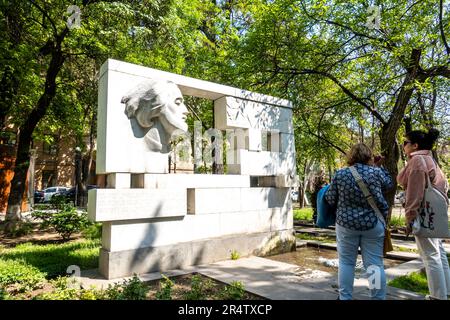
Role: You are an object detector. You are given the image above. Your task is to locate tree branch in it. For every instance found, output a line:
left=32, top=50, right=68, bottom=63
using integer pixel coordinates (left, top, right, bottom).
left=289, top=68, right=387, bottom=125
left=27, top=0, right=58, bottom=37
left=383, top=49, right=422, bottom=144
left=417, top=91, right=430, bottom=127
left=419, top=65, right=450, bottom=80
left=439, top=0, right=450, bottom=56
left=296, top=110, right=347, bottom=155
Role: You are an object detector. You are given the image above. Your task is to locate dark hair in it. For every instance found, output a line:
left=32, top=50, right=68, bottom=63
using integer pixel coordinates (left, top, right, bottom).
left=347, top=143, right=373, bottom=166
left=405, top=129, right=440, bottom=150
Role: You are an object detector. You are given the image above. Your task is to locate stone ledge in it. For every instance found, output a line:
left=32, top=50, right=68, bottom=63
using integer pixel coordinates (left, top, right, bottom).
left=99, top=229, right=296, bottom=279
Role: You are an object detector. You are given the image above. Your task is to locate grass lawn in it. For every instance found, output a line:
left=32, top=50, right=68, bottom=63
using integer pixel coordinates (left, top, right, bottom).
left=0, top=238, right=100, bottom=298
left=389, top=215, right=406, bottom=228
left=293, top=207, right=313, bottom=221
left=388, top=272, right=429, bottom=295
left=388, top=256, right=450, bottom=296
left=0, top=237, right=259, bottom=300
left=0, top=239, right=100, bottom=280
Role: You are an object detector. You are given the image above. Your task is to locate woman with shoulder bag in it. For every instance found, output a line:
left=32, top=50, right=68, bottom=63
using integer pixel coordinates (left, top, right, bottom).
left=397, top=129, right=450, bottom=300
left=325, top=143, right=394, bottom=300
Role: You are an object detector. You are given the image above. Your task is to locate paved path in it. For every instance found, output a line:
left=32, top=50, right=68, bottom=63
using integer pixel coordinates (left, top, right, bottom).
left=79, top=255, right=425, bottom=300
left=296, top=226, right=450, bottom=253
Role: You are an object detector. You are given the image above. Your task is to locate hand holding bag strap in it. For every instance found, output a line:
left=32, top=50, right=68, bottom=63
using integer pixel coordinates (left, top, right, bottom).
left=349, top=166, right=387, bottom=229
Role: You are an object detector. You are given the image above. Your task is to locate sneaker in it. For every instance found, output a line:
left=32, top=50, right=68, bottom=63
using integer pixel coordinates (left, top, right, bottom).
left=425, top=295, right=439, bottom=300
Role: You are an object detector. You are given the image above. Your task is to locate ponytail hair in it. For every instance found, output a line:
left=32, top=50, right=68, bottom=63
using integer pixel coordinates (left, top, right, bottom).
left=405, top=128, right=440, bottom=150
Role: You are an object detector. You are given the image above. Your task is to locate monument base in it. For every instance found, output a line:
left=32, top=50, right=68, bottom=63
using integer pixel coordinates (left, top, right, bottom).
left=99, top=229, right=296, bottom=279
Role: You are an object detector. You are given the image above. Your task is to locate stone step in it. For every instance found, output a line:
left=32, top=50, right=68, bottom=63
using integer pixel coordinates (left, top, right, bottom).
left=297, top=240, right=420, bottom=261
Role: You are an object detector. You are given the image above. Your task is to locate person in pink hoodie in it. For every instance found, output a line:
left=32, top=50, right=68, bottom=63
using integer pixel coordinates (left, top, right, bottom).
left=397, top=128, right=450, bottom=300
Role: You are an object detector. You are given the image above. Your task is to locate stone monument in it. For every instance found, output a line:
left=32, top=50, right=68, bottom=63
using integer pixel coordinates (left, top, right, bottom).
left=88, top=59, right=298, bottom=279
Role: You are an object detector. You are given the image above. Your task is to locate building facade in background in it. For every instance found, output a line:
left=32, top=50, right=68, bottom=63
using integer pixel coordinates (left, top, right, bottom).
left=0, top=128, right=97, bottom=213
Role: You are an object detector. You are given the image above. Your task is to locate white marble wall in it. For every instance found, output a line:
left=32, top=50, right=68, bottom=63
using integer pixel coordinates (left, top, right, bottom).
left=101, top=206, right=293, bottom=252
left=91, top=59, right=298, bottom=277
left=88, top=189, right=187, bottom=222
left=97, top=59, right=293, bottom=174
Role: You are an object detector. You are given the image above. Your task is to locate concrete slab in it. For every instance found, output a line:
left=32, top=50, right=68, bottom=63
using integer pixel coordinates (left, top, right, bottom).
left=352, top=285, right=425, bottom=300
left=195, top=256, right=339, bottom=300
left=385, top=259, right=424, bottom=282
left=79, top=254, right=426, bottom=300
left=386, top=251, right=420, bottom=261
left=296, top=240, right=308, bottom=247
left=296, top=226, right=450, bottom=254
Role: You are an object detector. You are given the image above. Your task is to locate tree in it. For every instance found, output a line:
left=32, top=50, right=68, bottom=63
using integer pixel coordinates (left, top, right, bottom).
left=1, top=0, right=185, bottom=229
left=230, top=0, right=450, bottom=208
left=2, top=0, right=238, bottom=228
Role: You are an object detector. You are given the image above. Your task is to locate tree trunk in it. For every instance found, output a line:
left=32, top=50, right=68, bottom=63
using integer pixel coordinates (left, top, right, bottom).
left=0, top=67, right=19, bottom=130
left=379, top=131, right=399, bottom=209
left=4, top=130, right=31, bottom=224
left=378, top=49, right=422, bottom=220
left=298, top=184, right=304, bottom=208
left=4, top=31, right=66, bottom=231
left=298, top=160, right=308, bottom=208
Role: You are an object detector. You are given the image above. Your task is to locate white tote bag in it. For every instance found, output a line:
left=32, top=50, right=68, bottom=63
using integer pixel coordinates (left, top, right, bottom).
left=412, top=157, right=450, bottom=238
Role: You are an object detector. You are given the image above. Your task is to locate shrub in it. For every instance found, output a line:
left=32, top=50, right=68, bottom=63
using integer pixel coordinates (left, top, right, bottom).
left=155, top=274, right=174, bottom=300
left=34, top=277, right=103, bottom=300
left=0, top=286, right=10, bottom=300
left=184, top=274, right=207, bottom=300
left=79, top=288, right=100, bottom=300
left=0, top=259, right=46, bottom=293
left=102, top=275, right=149, bottom=300
left=103, top=283, right=124, bottom=300
left=230, top=250, right=240, bottom=260
left=33, top=203, right=51, bottom=211
left=31, top=210, right=53, bottom=226
left=34, top=288, right=79, bottom=300
left=51, top=208, right=90, bottom=241
left=49, top=195, right=70, bottom=210
left=82, top=223, right=102, bottom=240
left=120, top=275, right=149, bottom=300
left=219, top=281, right=245, bottom=300
left=33, top=204, right=90, bottom=241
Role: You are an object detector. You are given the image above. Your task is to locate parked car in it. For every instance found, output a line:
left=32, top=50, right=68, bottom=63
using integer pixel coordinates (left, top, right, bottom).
left=34, top=190, right=44, bottom=203
left=55, top=185, right=99, bottom=203
left=42, top=186, right=69, bottom=202
left=291, top=190, right=299, bottom=202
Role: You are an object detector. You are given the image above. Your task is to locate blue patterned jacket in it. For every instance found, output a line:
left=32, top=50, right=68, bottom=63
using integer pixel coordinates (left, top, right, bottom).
left=325, top=163, right=394, bottom=231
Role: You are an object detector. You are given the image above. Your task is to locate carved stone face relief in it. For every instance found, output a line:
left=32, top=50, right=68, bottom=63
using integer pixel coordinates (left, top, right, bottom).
left=121, top=80, right=189, bottom=153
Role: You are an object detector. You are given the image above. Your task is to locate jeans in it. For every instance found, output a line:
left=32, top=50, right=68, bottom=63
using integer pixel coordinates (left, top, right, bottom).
left=415, top=236, right=450, bottom=300
left=336, top=221, right=386, bottom=300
